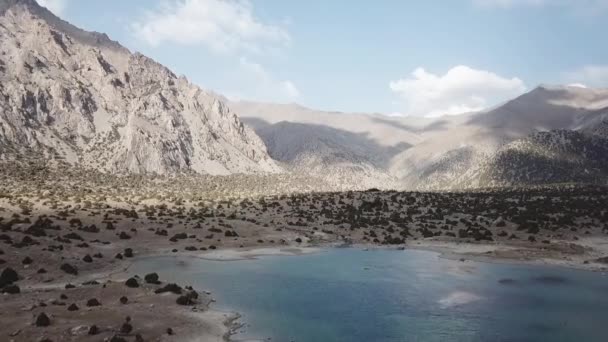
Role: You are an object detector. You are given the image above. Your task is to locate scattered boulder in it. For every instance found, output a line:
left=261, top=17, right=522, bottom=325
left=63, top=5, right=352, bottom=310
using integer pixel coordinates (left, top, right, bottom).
left=82, top=280, right=100, bottom=286
left=86, top=298, right=101, bottom=307
left=120, top=322, right=133, bottom=334
left=125, top=277, right=139, bottom=288
left=119, top=296, right=128, bottom=304
left=88, top=325, right=99, bottom=335
left=1, top=284, right=20, bottom=294
left=80, top=225, right=99, bottom=233
left=171, top=233, right=188, bottom=241
left=176, top=290, right=198, bottom=305
left=22, top=256, right=33, bottom=265
left=35, top=313, right=51, bottom=327
left=64, top=233, right=83, bottom=241
left=155, top=283, right=182, bottom=295
left=0, top=267, right=19, bottom=287
left=595, top=256, right=608, bottom=264
left=124, top=248, right=133, bottom=258
left=144, top=273, right=160, bottom=284
left=60, top=263, right=78, bottom=275
left=67, top=303, right=79, bottom=311
left=82, top=255, right=93, bottom=263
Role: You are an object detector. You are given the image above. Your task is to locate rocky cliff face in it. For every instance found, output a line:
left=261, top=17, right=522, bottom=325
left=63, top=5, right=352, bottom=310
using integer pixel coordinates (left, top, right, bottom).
left=0, top=0, right=280, bottom=175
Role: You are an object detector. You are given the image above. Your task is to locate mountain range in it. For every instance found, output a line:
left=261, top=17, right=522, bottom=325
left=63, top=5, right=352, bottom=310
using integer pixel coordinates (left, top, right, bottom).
left=233, top=85, right=608, bottom=190
left=1, top=0, right=607, bottom=190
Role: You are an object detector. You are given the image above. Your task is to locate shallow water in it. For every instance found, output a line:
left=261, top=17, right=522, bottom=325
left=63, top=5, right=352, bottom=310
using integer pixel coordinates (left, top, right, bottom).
left=130, top=249, right=608, bottom=342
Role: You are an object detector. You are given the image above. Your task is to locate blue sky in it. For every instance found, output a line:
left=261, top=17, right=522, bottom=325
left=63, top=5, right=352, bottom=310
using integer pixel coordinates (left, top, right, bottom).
left=38, top=0, right=608, bottom=116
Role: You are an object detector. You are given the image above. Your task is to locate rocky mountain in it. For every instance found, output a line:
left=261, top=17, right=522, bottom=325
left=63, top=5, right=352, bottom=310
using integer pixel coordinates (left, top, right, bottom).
left=232, top=102, right=432, bottom=189
left=1, top=0, right=606, bottom=189
left=233, top=85, right=608, bottom=190
left=0, top=0, right=279, bottom=175
left=233, top=101, right=481, bottom=190
left=398, top=86, right=608, bottom=190
left=471, top=129, right=608, bottom=187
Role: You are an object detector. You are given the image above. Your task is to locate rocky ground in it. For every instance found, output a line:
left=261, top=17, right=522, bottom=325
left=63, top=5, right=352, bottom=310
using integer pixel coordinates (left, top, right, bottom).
left=1, top=160, right=608, bottom=341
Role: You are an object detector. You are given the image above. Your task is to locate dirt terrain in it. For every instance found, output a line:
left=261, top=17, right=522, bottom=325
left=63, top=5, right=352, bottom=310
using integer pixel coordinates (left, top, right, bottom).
left=1, top=161, right=607, bottom=341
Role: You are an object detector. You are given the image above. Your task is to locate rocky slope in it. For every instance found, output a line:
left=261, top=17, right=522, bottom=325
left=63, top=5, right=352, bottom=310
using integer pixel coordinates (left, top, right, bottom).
left=0, top=0, right=279, bottom=175
left=233, top=102, right=429, bottom=189
left=234, top=85, right=608, bottom=190
left=471, top=129, right=608, bottom=187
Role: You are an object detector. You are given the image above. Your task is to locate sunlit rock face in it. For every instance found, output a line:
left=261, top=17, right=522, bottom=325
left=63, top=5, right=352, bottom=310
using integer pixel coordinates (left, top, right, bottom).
left=0, top=0, right=280, bottom=175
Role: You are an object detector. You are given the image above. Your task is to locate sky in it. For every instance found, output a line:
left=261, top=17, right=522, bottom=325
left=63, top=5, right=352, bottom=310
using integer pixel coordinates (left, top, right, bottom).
left=36, top=0, right=608, bottom=116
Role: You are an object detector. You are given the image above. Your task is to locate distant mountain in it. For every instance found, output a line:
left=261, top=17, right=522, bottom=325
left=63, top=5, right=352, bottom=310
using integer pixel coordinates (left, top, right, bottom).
left=233, top=85, right=608, bottom=190
left=471, top=129, right=608, bottom=188
left=0, top=0, right=279, bottom=175
left=399, top=85, right=608, bottom=189
left=231, top=101, right=431, bottom=188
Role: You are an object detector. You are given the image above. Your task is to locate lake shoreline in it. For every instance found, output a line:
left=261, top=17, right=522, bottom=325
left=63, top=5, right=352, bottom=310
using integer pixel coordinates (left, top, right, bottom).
left=126, top=241, right=608, bottom=342
left=4, top=237, right=606, bottom=341
left=116, top=239, right=608, bottom=341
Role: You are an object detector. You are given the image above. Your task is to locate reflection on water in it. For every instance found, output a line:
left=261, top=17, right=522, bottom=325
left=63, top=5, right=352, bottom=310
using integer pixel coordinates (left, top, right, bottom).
left=438, top=291, right=483, bottom=308
left=130, top=249, right=608, bottom=342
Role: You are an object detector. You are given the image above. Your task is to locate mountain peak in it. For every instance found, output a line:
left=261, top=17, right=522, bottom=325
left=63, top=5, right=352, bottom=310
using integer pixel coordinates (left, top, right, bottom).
left=0, top=0, right=128, bottom=53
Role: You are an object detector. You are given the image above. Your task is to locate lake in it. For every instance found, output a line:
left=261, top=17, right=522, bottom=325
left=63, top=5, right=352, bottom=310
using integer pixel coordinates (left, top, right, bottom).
left=130, top=248, right=608, bottom=342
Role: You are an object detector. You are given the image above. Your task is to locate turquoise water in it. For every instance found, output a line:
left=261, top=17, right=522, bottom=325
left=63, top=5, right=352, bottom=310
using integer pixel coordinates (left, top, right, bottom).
left=130, top=249, right=608, bottom=342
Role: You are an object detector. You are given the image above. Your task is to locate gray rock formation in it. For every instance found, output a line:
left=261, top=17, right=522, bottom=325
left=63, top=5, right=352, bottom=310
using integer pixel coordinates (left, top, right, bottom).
left=0, top=0, right=280, bottom=175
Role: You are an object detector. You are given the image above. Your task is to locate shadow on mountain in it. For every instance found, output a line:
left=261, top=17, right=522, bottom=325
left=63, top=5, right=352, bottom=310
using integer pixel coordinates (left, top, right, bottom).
left=369, top=116, right=450, bottom=133
left=465, top=86, right=606, bottom=131
left=241, top=117, right=273, bottom=130
left=242, top=118, right=412, bottom=169
left=477, top=131, right=608, bottom=187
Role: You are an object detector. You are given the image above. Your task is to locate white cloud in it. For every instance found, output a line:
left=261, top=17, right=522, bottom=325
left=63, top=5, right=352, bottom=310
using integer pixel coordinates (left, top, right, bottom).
left=389, top=65, right=526, bottom=117
left=36, top=0, right=68, bottom=15
left=563, top=65, right=608, bottom=88
left=281, top=80, right=300, bottom=99
left=567, top=83, right=588, bottom=88
left=225, top=57, right=300, bottom=102
left=131, top=0, right=289, bottom=54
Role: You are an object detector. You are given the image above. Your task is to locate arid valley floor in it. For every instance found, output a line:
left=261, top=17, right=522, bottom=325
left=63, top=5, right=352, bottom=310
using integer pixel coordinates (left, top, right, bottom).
left=1, top=161, right=608, bottom=341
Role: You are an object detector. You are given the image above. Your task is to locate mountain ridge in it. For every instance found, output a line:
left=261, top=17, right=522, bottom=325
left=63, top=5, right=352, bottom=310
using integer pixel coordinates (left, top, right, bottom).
left=0, top=0, right=280, bottom=175
left=233, top=85, right=608, bottom=190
